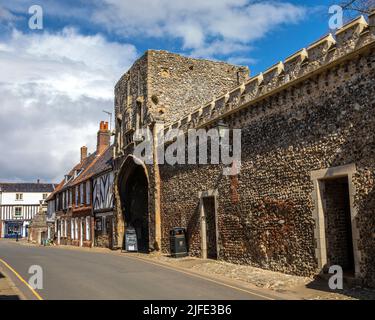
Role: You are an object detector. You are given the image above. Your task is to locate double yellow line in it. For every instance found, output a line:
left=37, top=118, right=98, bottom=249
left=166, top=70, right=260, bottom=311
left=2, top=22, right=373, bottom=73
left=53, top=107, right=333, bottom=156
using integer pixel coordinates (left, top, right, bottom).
left=0, top=258, right=43, bottom=300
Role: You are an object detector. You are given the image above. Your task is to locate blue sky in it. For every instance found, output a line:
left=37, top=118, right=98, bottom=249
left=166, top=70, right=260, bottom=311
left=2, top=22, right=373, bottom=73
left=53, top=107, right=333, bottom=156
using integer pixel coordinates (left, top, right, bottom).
left=0, top=0, right=354, bottom=181
left=1, top=0, right=334, bottom=73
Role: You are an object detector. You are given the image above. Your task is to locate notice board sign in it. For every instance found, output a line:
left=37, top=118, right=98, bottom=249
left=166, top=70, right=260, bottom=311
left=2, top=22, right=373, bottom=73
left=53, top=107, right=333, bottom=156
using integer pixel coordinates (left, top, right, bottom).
left=125, top=227, right=138, bottom=252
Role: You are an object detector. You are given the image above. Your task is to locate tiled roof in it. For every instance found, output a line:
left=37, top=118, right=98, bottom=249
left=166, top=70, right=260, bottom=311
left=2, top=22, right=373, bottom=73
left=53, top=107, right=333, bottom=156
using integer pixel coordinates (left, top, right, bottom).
left=45, top=181, right=64, bottom=201
left=46, top=146, right=113, bottom=201
left=64, top=152, right=98, bottom=188
left=73, top=146, right=113, bottom=185
left=45, top=152, right=97, bottom=201
left=0, top=183, right=57, bottom=193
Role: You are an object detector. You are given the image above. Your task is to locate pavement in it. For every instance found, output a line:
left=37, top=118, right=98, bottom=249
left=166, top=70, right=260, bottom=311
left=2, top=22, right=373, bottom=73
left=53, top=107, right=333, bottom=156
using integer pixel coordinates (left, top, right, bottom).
left=0, top=239, right=286, bottom=300
left=0, top=264, right=24, bottom=300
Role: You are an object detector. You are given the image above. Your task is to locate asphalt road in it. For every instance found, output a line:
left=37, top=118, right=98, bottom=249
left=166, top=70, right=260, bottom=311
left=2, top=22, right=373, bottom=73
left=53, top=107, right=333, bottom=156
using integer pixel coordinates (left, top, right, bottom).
left=0, top=240, right=276, bottom=300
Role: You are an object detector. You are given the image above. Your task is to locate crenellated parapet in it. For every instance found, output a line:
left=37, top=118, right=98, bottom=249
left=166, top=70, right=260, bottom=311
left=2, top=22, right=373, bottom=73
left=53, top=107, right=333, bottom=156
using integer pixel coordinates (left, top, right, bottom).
left=165, top=14, right=375, bottom=134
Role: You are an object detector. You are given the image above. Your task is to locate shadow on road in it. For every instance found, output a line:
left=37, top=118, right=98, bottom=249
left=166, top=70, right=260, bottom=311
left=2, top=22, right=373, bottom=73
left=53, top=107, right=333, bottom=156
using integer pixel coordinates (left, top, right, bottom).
left=0, top=295, right=21, bottom=300
left=305, top=276, right=375, bottom=300
left=0, top=271, right=21, bottom=300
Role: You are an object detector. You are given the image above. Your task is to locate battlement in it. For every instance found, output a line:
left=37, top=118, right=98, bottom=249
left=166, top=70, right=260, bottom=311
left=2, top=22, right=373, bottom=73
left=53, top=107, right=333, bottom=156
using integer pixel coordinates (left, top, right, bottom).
left=165, top=14, right=375, bottom=134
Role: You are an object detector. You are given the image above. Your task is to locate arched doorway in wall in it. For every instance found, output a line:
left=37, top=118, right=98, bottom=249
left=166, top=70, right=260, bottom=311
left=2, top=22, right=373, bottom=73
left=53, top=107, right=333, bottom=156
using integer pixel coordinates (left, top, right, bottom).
left=118, top=157, right=150, bottom=252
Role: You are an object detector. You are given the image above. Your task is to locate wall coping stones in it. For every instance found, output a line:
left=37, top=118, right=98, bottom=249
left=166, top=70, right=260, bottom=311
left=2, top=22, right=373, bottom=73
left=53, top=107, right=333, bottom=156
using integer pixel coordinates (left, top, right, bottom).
left=335, top=15, right=368, bottom=36
left=164, top=13, right=375, bottom=134
left=284, top=48, right=308, bottom=64
left=262, top=61, right=284, bottom=77
left=306, top=33, right=336, bottom=52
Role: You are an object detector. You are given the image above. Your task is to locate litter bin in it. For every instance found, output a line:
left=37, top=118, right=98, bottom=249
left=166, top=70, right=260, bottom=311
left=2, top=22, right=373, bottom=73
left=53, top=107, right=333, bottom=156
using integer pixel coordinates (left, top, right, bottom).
left=125, top=227, right=138, bottom=252
left=170, top=228, right=188, bottom=258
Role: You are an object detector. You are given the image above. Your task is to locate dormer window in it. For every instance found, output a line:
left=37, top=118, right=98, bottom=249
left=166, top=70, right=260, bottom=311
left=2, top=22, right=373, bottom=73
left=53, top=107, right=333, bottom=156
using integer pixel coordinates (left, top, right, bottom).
left=74, top=169, right=83, bottom=178
left=64, top=175, right=72, bottom=184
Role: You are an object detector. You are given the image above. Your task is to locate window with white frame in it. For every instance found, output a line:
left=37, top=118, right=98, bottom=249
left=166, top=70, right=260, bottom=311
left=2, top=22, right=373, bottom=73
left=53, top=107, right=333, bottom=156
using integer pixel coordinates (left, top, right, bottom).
left=86, top=181, right=90, bottom=205
left=86, top=216, right=90, bottom=241
left=71, top=219, right=74, bottom=240
left=75, top=186, right=79, bottom=207
left=62, top=192, right=66, bottom=209
left=14, top=207, right=22, bottom=218
left=69, top=189, right=73, bottom=207
left=80, top=184, right=84, bottom=205
left=75, top=219, right=78, bottom=239
left=15, top=193, right=23, bottom=201
left=64, top=219, right=67, bottom=237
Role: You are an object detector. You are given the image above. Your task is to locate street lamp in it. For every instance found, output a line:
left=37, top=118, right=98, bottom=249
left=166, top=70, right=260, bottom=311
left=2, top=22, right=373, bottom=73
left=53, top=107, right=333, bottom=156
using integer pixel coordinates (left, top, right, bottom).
left=217, top=120, right=229, bottom=139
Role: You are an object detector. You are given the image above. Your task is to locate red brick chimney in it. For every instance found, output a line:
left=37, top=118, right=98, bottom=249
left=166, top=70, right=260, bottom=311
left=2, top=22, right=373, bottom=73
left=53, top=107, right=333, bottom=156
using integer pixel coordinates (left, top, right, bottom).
left=97, top=121, right=110, bottom=154
left=81, top=146, right=88, bottom=163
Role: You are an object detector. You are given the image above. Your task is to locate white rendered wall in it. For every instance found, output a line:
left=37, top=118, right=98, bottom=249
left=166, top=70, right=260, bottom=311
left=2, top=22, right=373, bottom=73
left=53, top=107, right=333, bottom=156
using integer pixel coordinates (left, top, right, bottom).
left=0, top=192, right=50, bottom=205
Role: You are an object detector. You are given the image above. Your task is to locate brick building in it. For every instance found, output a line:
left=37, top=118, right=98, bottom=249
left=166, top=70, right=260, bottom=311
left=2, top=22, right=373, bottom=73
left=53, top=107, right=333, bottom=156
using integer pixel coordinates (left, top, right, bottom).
left=112, top=12, right=375, bottom=287
left=46, top=121, right=114, bottom=248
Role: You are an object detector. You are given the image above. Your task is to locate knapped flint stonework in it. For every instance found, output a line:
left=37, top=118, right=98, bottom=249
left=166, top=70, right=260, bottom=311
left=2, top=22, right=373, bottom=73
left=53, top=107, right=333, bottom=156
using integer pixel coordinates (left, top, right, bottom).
left=147, top=51, right=249, bottom=124
left=113, top=50, right=249, bottom=250
left=114, top=50, right=249, bottom=139
left=160, top=57, right=374, bottom=275
left=114, top=14, right=375, bottom=287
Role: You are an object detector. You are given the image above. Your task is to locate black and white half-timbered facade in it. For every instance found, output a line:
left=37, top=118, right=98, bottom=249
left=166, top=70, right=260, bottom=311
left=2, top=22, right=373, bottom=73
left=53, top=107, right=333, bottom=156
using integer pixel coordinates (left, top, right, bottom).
left=0, top=183, right=56, bottom=238
left=46, top=122, right=114, bottom=248
left=92, top=146, right=114, bottom=248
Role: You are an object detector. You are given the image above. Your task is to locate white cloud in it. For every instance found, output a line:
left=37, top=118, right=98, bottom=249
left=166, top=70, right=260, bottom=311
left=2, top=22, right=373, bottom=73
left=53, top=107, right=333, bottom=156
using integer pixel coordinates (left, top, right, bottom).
left=0, top=28, right=137, bottom=182
left=1, top=28, right=137, bottom=100
left=93, top=0, right=307, bottom=57
left=2, top=1, right=307, bottom=60
left=0, top=0, right=309, bottom=182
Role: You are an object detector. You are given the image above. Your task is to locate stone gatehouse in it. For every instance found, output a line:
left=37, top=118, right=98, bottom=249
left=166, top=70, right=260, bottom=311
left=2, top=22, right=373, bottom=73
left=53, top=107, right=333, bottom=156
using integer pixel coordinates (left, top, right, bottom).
left=113, top=13, right=375, bottom=287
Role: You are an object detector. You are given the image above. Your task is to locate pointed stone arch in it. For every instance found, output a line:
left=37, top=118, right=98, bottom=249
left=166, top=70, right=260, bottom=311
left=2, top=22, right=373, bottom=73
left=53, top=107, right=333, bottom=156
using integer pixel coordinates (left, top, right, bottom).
left=115, top=155, right=151, bottom=252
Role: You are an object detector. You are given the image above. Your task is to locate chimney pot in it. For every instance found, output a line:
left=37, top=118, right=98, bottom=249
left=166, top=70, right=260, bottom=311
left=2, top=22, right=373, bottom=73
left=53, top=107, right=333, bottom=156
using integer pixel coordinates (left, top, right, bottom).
left=81, top=146, right=88, bottom=162
left=97, top=121, right=110, bottom=154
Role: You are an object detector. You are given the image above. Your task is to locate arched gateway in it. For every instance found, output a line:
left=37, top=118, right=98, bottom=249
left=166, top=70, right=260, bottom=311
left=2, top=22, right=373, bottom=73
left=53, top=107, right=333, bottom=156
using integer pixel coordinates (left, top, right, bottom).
left=117, top=156, right=150, bottom=252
